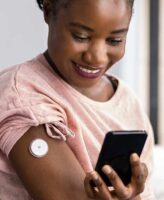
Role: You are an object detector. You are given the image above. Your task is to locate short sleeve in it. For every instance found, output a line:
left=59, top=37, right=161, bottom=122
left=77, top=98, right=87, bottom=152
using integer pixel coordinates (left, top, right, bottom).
left=0, top=87, right=76, bottom=158
left=0, top=106, right=38, bottom=156
left=0, top=64, right=76, bottom=157
left=0, top=103, right=75, bottom=157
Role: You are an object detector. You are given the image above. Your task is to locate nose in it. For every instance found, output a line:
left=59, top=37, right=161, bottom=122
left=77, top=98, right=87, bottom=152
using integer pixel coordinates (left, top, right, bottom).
left=82, top=42, right=108, bottom=66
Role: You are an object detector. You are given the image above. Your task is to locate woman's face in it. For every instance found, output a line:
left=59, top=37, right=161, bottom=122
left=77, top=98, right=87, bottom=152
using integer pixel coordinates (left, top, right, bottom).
left=46, top=0, right=131, bottom=88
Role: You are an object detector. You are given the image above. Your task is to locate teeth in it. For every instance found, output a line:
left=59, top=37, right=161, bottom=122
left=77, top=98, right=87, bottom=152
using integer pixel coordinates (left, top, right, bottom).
left=79, top=66, right=100, bottom=74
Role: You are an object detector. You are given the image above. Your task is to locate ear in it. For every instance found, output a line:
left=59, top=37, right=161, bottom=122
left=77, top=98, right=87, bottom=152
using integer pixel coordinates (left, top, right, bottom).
left=43, top=0, right=52, bottom=23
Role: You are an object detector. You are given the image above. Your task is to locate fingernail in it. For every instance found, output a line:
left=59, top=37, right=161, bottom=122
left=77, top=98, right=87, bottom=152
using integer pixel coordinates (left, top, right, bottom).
left=89, top=171, right=102, bottom=186
left=89, top=171, right=99, bottom=180
left=102, top=165, right=112, bottom=174
left=132, top=153, right=139, bottom=161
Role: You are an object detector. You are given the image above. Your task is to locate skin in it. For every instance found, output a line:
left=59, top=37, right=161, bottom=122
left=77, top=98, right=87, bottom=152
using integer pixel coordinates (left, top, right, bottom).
left=45, top=0, right=130, bottom=101
left=9, top=0, right=148, bottom=199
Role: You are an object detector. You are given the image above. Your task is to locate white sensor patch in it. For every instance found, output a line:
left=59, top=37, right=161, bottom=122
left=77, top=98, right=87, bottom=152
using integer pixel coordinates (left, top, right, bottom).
left=29, top=138, right=49, bottom=158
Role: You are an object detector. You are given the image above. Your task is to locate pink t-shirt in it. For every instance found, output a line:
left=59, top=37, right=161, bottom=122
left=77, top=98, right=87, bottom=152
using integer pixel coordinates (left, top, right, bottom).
left=0, top=54, right=156, bottom=199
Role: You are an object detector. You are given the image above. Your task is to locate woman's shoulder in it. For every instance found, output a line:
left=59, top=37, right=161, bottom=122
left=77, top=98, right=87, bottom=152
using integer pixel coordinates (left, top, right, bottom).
left=0, top=54, right=54, bottom=93
left=0, top=54, right=43, bottom=84
left=107, top=75, right=140, bottom=102
left=0, top=53, right=52, bottom=79
left=0, top=54, right=57, bottom=107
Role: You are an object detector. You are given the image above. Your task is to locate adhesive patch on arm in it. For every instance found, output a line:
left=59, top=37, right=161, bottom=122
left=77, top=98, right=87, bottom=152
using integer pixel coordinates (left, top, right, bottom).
left=29, top=138, right=49, bottom=158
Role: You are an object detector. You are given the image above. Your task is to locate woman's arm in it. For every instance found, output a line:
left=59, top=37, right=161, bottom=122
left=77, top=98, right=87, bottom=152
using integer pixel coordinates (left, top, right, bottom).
left=9, top=125, right=148, bottom=200
left=9, top=125, right=92, bottom=200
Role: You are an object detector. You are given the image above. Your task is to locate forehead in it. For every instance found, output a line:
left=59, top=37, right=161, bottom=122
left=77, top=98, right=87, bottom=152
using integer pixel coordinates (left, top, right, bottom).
left=58, top=0, right=131, bottom=32
left=67, top=0, right=128, bottom=13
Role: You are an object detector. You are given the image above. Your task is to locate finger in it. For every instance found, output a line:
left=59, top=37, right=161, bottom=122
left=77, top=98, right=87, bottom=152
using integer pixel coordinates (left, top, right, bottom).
left=84, top=171, right=112, bottom=200
left=84, top=171, right=99, bottom=199
left=130, top=153, right=148, bottom=194
left=102, top=165, right=132, bottom=200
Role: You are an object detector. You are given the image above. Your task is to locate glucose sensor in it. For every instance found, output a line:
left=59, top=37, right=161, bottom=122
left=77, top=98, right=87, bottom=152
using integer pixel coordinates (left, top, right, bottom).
left=29, top=138, right=49, bottom=158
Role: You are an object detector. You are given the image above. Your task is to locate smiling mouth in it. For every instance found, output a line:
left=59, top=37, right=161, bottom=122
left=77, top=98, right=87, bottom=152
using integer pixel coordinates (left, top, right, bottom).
left=78, top=66, right=100, bottom=74
left=72, top=61, right=103, bottom=78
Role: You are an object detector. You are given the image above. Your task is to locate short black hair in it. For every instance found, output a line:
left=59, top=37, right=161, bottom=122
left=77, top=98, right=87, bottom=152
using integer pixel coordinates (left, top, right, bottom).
left=36, top=0, right=70, bottom=16
left=36, top=0, right=135, bottom=13
left=36, top=0, right=44, bottom=10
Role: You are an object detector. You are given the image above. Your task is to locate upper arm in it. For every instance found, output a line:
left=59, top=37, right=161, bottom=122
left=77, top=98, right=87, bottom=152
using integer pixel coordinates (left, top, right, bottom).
left=9, top=125, right=90, bottom=200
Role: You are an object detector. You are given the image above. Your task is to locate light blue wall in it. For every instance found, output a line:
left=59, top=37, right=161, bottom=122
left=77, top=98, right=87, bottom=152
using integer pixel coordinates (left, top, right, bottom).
left=109, top=0, right=140, bottom=95
left=0, top=0, right=47, bottom=69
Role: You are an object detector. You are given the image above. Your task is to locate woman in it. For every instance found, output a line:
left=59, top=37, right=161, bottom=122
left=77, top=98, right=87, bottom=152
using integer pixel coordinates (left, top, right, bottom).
left=0, top=0, right=155, bottom=199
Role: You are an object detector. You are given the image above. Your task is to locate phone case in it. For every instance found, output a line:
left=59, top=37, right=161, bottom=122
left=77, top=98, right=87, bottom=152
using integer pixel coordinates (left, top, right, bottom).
left=95, top=130, right=147, bottom=186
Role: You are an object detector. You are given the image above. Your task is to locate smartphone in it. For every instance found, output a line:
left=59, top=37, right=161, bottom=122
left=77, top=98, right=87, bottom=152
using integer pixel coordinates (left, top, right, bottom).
left=94, top=130, right=147, bottom=187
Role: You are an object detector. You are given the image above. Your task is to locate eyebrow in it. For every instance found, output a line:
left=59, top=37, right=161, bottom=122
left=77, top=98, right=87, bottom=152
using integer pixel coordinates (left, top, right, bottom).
left=69, top=22, right=128, bottom=34
left=111, top=28, right=128, bottom=34
left=69, top=22, right=94, bottom=32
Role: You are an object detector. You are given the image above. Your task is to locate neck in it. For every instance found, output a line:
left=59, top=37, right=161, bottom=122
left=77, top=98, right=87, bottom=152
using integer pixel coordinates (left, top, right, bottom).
left=44, top=50, right=66, bottom=81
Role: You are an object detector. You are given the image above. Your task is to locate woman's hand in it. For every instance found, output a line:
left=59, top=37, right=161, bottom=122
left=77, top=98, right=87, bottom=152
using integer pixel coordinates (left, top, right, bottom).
left=84, top=153, right=148, bottom=200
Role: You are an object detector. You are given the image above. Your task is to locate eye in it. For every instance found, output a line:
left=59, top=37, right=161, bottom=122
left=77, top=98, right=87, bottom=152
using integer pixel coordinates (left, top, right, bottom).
left=106, top=38, right=123, bottom=46
left=71, top=33, right=90, bottom=42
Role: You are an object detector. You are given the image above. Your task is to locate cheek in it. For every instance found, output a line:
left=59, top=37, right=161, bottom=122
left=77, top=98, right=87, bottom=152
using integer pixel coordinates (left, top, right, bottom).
left=118, top=46, right=126, bottom=59
left=61, top=33, right=88, bottom=54
left=50, top=33, right=85, bottom=56
left=111, top=45, right=126, bottom=62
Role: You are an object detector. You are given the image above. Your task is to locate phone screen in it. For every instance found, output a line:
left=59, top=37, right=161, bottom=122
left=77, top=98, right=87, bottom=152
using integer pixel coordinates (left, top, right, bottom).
left=94, top=130, right=147, bottom=186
